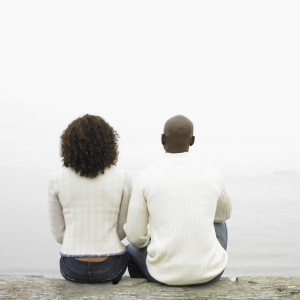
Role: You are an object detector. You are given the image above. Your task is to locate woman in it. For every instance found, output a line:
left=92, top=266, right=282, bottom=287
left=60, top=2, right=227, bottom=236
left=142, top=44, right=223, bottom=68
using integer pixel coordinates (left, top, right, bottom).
left=48, top=114, right=131, bottom=284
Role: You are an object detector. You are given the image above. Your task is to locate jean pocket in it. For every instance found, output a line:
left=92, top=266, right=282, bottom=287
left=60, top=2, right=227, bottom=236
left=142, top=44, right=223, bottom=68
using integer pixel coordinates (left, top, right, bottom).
left=60, top=257, right=91, bottom=282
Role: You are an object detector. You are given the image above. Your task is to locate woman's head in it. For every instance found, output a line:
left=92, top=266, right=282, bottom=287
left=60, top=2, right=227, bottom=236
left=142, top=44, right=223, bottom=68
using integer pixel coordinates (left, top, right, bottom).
left=60, top=114, right=119, bottom=178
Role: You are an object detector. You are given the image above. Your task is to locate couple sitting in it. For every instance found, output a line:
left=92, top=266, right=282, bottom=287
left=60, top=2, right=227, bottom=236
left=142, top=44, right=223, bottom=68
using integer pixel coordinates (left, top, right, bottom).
left=48, top=114, right=231, bottom=286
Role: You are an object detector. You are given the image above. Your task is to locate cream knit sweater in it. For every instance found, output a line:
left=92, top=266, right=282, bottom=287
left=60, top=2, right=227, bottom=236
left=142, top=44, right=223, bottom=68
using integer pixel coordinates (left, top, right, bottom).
left=124, top=152, right=231, bottom=285
left=48, top=166, right=131, bottom=256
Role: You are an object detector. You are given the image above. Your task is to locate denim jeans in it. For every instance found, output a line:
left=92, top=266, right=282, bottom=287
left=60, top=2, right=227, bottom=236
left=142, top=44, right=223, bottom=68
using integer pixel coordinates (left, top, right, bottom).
left=128, top=222, right=228, bottom=285
left=60, top=254, right=128, bottom=284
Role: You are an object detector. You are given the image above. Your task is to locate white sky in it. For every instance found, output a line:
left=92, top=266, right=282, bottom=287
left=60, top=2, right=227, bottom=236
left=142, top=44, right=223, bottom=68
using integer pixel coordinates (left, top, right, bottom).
left=0, top=1, right=299, bottom=175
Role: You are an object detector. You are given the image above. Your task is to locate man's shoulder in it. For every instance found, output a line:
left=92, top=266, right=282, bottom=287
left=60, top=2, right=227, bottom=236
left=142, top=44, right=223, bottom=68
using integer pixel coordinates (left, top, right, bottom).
left=139, top=154, right=220, bottom=175
left=168, top=153, right=220, bottom=174
left=133, top=159, right=166, bottom=184
left=135, top=153, right=224, bottom=182
left=197, top=160, right=222, bottom=174
left=138, top=163, right=160, bottom=179
left=194, top=159, right=224, bottom=181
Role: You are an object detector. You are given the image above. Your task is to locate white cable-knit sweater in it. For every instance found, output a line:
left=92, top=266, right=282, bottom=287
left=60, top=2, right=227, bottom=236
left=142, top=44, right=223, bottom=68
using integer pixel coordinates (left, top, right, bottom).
left=124, top=152, right=232, bottom=285
left=48, top=166, right=132, bottom=256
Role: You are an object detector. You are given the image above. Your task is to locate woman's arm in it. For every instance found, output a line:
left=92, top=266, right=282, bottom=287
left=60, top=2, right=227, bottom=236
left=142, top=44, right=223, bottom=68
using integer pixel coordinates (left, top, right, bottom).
left=116, top=171, right=132, bottom=240
left=48, top=173, right=65, bottom=244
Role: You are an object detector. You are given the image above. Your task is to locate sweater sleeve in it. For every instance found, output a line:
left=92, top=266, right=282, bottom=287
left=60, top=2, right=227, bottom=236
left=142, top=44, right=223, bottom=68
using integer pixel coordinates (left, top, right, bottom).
left=214, top=184, right=232, bottom=223
left=48, top=173, right=65, bottom=244
left=124, top=175, right=149, bottom=248
left=116, top=171, right=132, bottom=241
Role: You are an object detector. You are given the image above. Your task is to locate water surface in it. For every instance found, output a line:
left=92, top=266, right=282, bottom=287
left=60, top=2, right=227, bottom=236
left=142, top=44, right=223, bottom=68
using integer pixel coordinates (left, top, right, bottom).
left=0, top=168, right=299, bottom=278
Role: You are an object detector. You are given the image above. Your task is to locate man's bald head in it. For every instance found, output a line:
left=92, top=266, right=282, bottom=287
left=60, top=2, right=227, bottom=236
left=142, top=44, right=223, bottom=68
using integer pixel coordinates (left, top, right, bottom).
left=162, top=115, right=195, bottom=153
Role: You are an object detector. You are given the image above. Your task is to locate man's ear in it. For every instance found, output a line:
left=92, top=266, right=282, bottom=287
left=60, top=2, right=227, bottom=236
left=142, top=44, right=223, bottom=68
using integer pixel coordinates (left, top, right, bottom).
left=161, top=134, right=166, bottom=145
left=190, top=136, right=195, bottom=146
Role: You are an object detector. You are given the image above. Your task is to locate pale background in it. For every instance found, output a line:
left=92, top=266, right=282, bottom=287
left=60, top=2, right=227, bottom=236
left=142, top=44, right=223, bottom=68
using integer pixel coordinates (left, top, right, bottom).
left=0, top=1, right=299, bottom=277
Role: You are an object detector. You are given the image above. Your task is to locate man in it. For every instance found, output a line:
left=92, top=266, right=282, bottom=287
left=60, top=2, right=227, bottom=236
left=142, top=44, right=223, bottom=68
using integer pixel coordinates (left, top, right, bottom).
left=124, top=115, right=231, bottom=285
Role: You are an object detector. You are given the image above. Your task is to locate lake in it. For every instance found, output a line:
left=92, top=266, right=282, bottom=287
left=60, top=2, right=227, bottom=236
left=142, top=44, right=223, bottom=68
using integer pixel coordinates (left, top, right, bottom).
left=0, top=167, right=299, bottom=278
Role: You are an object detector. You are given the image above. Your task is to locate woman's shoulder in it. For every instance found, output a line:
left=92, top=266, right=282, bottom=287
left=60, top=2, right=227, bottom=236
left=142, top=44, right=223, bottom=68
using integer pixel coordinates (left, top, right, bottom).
left=105, top=165, right=132, bottom=184
left=48, top=166, right=73, bottom=181
left=50, top=165, right=131, bottom=182
left=105, top=165, right=131, bottom=177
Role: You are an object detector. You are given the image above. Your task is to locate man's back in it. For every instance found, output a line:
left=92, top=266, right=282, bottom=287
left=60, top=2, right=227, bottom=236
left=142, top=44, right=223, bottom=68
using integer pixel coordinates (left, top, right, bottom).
left=125, top=152, right=231, bottom=285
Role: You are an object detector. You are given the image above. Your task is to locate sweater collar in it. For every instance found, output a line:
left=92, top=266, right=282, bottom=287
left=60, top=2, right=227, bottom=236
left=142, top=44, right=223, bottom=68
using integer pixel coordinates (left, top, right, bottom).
left=164, top=152, right=189, bottom=157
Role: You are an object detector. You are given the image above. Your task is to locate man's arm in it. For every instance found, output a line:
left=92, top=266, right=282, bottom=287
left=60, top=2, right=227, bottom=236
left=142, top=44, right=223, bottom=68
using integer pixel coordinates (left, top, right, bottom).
left=48, top=173, right=65, bottom=244
left=116, top=171, right=132, bottom=241
left=214, top=184, right=232, bottom=223
left=124, top=175, right=149, bottom=248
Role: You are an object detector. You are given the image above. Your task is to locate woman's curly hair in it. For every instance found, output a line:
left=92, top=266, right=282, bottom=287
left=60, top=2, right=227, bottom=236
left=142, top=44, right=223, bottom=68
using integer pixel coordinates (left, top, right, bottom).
left=60, top=114, right=119, bottom=178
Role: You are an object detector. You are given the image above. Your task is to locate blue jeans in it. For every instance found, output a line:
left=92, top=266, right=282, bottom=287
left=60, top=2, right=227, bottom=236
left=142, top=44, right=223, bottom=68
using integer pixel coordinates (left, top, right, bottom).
left=60, top=254, right=128, bottom=284
left=127, top=222, right=228, bottom=285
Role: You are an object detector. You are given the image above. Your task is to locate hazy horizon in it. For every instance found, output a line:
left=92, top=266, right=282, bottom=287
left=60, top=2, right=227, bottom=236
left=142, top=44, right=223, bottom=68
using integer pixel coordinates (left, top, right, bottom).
left=1, top=1, right=299, bottom=176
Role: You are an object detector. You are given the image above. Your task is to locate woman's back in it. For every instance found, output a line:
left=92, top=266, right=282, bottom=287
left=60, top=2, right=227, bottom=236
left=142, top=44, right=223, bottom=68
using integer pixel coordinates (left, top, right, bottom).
left=49, top=165, right=130, bottom=257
